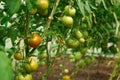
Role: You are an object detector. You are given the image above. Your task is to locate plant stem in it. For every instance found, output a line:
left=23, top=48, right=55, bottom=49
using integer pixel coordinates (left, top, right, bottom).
left=113, top=12, right=119, bottom=36
left=109, top=63, right=118, bottom=80
left=42, top=0, right=60, bottom=38
left=24, top=5, right=30, bottom=56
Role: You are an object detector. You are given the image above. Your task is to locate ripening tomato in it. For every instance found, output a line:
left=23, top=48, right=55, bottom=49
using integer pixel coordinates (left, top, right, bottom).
left=61, top=15, right=73, bottom=27
left=24, top=57, right=38, bottom=73
left=14, top=52, right=23, bottom=60
left=62, top=75, right=71, bottom=80
left=27, top=33, right=42, bottom=48
left=64, top=5, right=76, bottom=16
left=38, top=9, right=48, bottom=16
left=15, top=73, right=32, bottom=80
left=31, top=8, right=37, bottom=15
left=37, top=0, right=49, bottom=9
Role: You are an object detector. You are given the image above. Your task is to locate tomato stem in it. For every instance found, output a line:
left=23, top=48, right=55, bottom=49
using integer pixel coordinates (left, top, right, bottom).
left=42, top=0, right=61, bottom=38
left=24, top=3, right=30, bottom=56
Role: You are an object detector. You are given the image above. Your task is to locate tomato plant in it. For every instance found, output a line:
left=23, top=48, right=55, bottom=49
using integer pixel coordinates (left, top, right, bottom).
left=0, top=0, right=120, bottom=80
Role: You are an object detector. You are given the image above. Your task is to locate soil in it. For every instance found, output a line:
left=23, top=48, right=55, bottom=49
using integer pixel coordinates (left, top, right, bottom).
left=32, top=56, right=118, bottom=80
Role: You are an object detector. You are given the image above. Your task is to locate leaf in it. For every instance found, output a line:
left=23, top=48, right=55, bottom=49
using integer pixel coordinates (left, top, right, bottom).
left=101, top=0, right=108, bottom=10
left=84, top=1, right=93, bottom=14
left=7, top=27, right=19, bottom=43
left=6, top=0, right=22, bottom=14
left=0, top=51, right=13, bottom=80
left=95, top=0, right=102, bottom=6
left=77, top=0, right=85, bottom=16
left=26, top=0, right=33, bottom=11
left=1, top=16, right=10, bottom=25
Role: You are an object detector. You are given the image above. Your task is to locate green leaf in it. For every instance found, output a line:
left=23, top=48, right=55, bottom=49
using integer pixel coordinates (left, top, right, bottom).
left=101, top=0, right=108, bottom=10
left=77, top=0, right=85, bottom=16
left=0, top=51, right=13, bottom=80
left=7, top=27, right=19, bottom=43
left=95, top=0, right=102, bottom=6
left=6, top=0, right=22, bottom=14
left=84, top=1, right=92, bottom=14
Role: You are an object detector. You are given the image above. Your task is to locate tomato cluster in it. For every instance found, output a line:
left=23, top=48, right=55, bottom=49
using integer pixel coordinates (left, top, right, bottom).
left=31, top=0, right=49, bottom=16
left=61, top=5, right=76, bottom=27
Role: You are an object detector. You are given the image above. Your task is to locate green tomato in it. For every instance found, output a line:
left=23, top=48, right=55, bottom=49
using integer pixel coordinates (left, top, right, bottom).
left=64, top=5, right=76, bottom=16
left=24, top=57, right=38, bottom=73
left=61, top=15, right=73, bottom=27
left=78, top=60, right=86, bottom=68
left=66, top=38, right=80, bottom=48
left=84, top=57, right=91, bottom=65
left=73, top=29, right=83, bottom=40
left=15, top=73, right=32, bottom=80
left=39, top=61, right=46, bottom=66
left=79, top=38, right=85, bottom=43
left=81, top=23, right=87, bottom=29
left=69, top=54, right=74, bottom=59
left=74, top=52, right=82, bottom=60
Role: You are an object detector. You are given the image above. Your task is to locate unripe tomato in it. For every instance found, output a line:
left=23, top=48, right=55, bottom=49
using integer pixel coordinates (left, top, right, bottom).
left=79, top=38, right=85, bottom=43
left=39, top=61, right=46, bottom=66
left=74, top=52, right=82, bottom=61
left=78, top=59, right=86, bottom=68
left=37, top=0, right=49, bottom=9
left=73, top=29, right=83, bottom=40
left=63, top=69, right=69, bottom=74
left=62, top=75, right=71, bottom=80
left=24, top=57, right=38, bottom=73
left=84, top=57, right=91, bottom=65
left=15, top=73, right=32, bottom=80
left=66, top=38, right=80, bottom=48
left=38, top=9, right=48, bottom=16
left=81, top=23, right=87, bottom=29
left=61, top=15, right=73, bottom=27
left=69, top=54, right=74, bottom=59
left=27, top=33, right=42, bottom=48
left=64, top=5, right=76, bottom=16
left=83, top=31, right=88, bottom=38
left=14, top=52, right=23, bottom=60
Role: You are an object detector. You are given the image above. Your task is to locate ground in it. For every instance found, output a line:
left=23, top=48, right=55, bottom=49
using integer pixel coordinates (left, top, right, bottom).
left=32, top=56, right=118, bottom=80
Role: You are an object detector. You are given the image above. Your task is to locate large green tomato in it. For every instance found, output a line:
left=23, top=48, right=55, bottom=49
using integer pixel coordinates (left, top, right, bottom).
left=64, top=5, right=76, bottom=16
left=61, top=15, right=73, bottom=27
left=15, top=73, right=32, bottom=80
left=66, top=38, right=80, bottom=48
left=73, top=29, right=83, bottom=40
